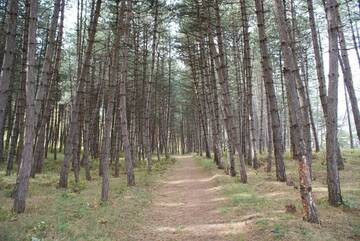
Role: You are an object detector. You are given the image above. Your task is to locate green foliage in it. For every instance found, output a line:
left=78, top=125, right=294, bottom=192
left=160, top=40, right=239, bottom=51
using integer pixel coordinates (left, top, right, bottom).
left=195, top=156, right=214, bottom=170
left=0, top=207, right=9, bottom=222
left=272, top=223, right=286, bottom=240
left=343, top=198, right=358, bottom=209
left=194, top=149, right=360, bottom=240
left=28, top=221, right=48, bottom=241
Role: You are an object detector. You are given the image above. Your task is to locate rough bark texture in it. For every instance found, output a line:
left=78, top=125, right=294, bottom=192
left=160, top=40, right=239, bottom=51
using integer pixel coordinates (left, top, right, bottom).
left=272, top=0, right=320, bottom=224
left=13, top=0, right=37, bottom=213
left=59, top=0, right=102, bottom=188
left=207, top=0, right=247, bottom=181
left=119, top=1, right=135, bottom=186
left=336, top=7, right=360, bottom=143
left=0, top=0, right=18, bottom=161
left=325, top=0, right=342, bottom=207
left=143, top=0, right=159, bottom=172
left=254, top=0, right=286, bottom=181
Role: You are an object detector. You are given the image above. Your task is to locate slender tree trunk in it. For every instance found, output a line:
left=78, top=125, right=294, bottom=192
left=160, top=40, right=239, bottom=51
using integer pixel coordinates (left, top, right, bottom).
left=240, top=0, right=258, bottom=169
left=119, top=1, right=135, bottom=186
left=13, top=0, right=37, bottom=213
left=254, top=0, right=286, bottom=181
left=345, top=86, right=354, bottom=149
left=345, top=0, right=360, bottom=67
left=144, top=0, right=159, bottom=172
left=206, top=0, right=247, bottom=182
left=336, top=8, right=360, bottom=143
left=325, top=0, right=342, bottom=207
left=59, top=0, right=102, bottom=188
left=303, top=54, right=320, bottom=152
left=266, top=96, right=273, bottom=172
left=272, top=0, right=320, bottom=223
left=0, top=0, right=18, bottom=161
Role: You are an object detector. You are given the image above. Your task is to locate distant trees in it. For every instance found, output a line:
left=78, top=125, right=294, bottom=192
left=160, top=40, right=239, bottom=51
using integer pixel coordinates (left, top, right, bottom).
left=177, top=0, right=358, bottom=224
left=0, top=0, right=358, bottom=222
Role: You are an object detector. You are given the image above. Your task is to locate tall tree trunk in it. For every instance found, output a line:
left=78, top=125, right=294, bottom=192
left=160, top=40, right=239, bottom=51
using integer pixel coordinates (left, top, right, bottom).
left=119, top=0, right=135, bottom=186
left=240, top=0, right=258, bottom=169
left=336, top=7, right=360, bottom=143
left=59, top=0, right=102, bottom=188
left=254, top=0, right=286, bottom=181
left=13, top=0, right=37, bottom=213
left=303, top=54, right=320, bottom=152
left=144, top=0, right=159, bottom=172
left=345, top=0, right=360, bottom=67
left=345, top=86, right=354, bottom=149
left=0, top=0, right=18, bottom=161
left=206, top=0, right=247, bottom=182
left=325, top=0, right=342, bottom=207
left=272, top=0, right=320, bottom=223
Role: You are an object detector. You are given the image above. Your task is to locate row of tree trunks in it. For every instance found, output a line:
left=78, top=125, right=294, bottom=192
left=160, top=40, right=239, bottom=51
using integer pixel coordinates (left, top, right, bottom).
left=272, top=0, right=320, bottom=223
left=0, top=0, right=18, bottom=161
left=254, top=0, right=286, bottom=182
left=59, top=0, right=102, bottom=188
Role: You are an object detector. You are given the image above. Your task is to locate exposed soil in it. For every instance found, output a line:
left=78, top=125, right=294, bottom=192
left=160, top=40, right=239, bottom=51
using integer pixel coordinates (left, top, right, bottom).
left=133, top=156, right=249, bottom=241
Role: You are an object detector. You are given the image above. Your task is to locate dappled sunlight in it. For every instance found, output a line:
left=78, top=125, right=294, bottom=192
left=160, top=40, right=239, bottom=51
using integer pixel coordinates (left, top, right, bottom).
left=260, top=191, right=287, bottom=198
left=163, top=174, right=223, bottom=185
left=156, top=220, right=252, bottom=236
left=154, top=201, right=185, bottom=207
left=172, top=155, right=193, bottom=159
left=210, top=197, right=228, bottom=202
left=313, top=187, right=328, bottom=192
left=232, top=193, right=253, bottom=198
left=204, top=186, right=224, bottom=193
left=264, top=181, right=289, bottom=186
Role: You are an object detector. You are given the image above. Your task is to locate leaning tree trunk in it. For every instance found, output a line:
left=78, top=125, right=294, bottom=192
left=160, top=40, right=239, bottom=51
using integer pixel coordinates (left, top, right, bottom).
left=272, top=0, right=320, bottom=224
left=59, top=0, right=102, bottom=188
left=309, top=0, right=343, bottom=168
left=254, top=0, right=286, bottom=181
left=13, top=0, right=37, bottom=213
left=336, top=7, right=360, bottom=143
left=206, top=0, right=247, bottom=182
left=31, top=0, right=62, bottom=177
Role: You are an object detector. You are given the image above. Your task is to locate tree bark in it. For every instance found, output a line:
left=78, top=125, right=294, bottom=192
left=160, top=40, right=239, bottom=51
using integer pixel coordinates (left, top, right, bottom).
left=254, top=0, right=286, bottom=181
left=0, top=0, right=18, bottom=161
left=272, top=0, right=320, bottom=223
left=59, top=0, right=102, bottom=188
left=325, top=0, right=342, bottom=207
left=13, top=0, right=37, bottom=213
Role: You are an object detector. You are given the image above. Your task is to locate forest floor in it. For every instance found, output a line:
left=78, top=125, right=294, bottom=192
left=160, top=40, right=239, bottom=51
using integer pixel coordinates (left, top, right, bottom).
left=133, top=155, right=249, bottom=241
left=191, top=150, right=360, bottom=241
left=0, top=150, right=359, bottom=241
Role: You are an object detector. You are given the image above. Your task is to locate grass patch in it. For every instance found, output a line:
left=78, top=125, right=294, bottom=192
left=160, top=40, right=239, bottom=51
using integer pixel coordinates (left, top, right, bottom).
left=194, top=149, right=360, bottom=241
left=194, top=156, right=214, bottom=170
left=0, top=152, right=176, bottom=241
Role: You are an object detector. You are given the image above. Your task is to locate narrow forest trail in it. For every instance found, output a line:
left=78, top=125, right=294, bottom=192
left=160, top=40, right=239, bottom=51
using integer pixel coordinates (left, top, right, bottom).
left=133, top=156, right=249, bottom=241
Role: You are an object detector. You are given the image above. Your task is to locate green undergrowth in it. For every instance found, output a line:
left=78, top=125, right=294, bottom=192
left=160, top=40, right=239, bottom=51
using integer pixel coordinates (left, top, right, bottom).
left=194, top=149, right=360, bottom=241
left=0, top=152, right=176, bottom=241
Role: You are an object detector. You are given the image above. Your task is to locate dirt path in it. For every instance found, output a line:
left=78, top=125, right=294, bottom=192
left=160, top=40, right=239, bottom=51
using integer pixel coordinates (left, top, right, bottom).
left=134, top=156, right=247, bottom=241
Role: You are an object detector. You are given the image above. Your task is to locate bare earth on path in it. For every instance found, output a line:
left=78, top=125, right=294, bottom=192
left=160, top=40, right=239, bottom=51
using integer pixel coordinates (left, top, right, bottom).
left=133, top=155, right=250, bottom=241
